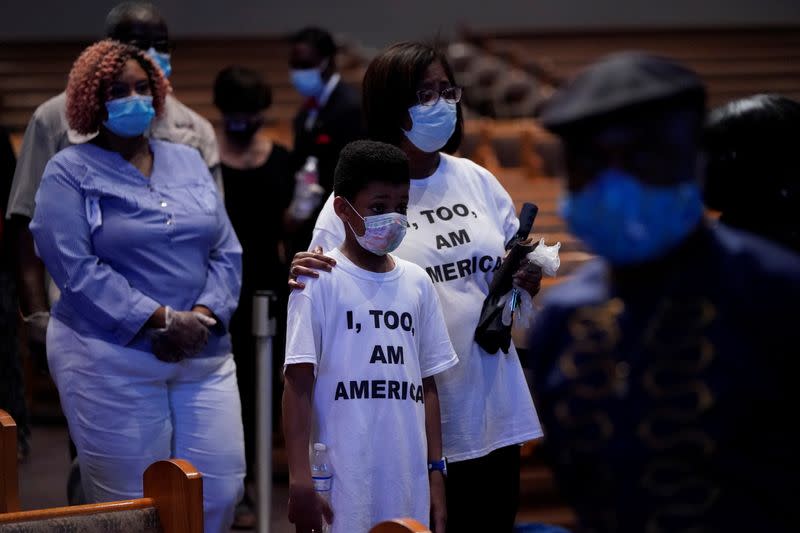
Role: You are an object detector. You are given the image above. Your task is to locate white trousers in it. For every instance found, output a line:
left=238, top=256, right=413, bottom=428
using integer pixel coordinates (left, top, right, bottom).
left=47, top=318, right=245, bottom=533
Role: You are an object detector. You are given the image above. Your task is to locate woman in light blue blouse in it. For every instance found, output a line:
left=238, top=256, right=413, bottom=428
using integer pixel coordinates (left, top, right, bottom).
left=30, top=40, right=244, bottom=533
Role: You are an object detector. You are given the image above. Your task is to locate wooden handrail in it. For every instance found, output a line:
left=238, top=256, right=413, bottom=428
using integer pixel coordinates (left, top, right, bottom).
left=0, top=498, right=156, bottom=523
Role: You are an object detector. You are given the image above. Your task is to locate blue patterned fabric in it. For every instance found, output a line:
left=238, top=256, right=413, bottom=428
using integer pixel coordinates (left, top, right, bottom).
left=528, top=225, right=800, bottom=532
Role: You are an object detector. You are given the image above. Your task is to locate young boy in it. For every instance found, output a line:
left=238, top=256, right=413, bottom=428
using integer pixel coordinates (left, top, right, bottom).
left=283, top=140, right=458, bottom=533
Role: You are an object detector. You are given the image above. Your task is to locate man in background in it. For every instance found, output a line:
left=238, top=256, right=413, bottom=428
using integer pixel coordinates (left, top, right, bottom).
left=6, top=0, right=220, bottom=393
left=529, top=52, right=799, bottom=532
left=287, top=26, right=365, bottom=254
left=5, top=0, right=220, bottom=504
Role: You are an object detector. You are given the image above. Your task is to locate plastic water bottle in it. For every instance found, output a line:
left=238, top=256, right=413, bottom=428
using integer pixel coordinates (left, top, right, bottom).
left=311, top=442, right=333, bottom=532
left=290, top=156, right=325, bottom=221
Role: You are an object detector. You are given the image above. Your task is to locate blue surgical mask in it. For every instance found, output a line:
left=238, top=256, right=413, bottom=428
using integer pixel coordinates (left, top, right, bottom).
left=103, top=95, right=155, bottom=138
left=146, top=47, right=172, bottom=78
left=344, top=198, right=407, bottom=256
left=403, top=99, right=457, bottom=153
left=290, top=62, right=326, bottom=98
left=560, top=169, right=703, bottom=265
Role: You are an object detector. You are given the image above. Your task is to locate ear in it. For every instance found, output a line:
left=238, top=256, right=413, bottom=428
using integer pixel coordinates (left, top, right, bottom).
left=333, top=196, right=365, bottom=237
left=333, top=195, right=349, bottom=217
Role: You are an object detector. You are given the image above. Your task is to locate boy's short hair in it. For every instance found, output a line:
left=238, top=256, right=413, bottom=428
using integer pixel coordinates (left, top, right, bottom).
left=334, top=140, right=410, bottom=200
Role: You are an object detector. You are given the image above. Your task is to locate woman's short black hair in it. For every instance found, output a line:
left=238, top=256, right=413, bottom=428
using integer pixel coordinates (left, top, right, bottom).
left=334, top=140, right=410, bottom=200
left=362, top=41, right=463, bottom=153
left=213, top=66, right=272, bottom=114
left=704, top=94, right=800, bottom=210
left=290, top=27, right=337, bottom=60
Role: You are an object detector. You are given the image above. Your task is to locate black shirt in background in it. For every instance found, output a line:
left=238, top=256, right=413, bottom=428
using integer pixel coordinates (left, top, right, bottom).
left=221, top=143, right=293, bottom=476
left=222, top=143, right=294, bottom=296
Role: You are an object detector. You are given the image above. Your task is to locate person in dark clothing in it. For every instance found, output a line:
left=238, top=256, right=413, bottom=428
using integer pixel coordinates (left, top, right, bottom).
left=213, top=65, right=294, bottom=529
left=704, top=93, right=800, bottom=254
left=529, top=52, right=800, bottom=533
left=0, top=127, right=30, bottom=461
left=287, top=27, right=365, bottom=255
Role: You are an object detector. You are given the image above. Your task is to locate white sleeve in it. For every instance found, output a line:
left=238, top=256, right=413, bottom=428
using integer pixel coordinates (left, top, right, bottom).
left=417, top=277, right=458, bottom=378
left=309, top=193, right=345, bottom=252
left=482, top=166, right=519, bottom=245
left=284, top=285, right=323, bottom=373
left=7, top=106, right=66, bottom=219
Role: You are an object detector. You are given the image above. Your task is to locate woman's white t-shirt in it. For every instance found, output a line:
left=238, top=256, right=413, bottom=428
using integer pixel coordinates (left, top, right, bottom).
left=310, top=154, right=543, bottom=461
left=285, top=249, right=458, bottom=532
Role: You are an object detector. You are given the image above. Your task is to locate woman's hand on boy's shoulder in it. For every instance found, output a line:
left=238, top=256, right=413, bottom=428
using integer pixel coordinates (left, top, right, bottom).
left=288, top=246, right=337, bottom=290
left=287, top=482, right=334, bottom=533
left=429, top=470, right=447, bottom=533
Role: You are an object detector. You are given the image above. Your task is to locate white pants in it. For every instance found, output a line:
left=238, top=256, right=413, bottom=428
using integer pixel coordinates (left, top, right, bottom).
left=47, top=318, right=245, bottom=533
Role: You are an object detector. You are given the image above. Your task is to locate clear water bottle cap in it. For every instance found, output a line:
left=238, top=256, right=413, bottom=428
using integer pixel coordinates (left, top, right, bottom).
left=313, top=443, right=327, bottom=451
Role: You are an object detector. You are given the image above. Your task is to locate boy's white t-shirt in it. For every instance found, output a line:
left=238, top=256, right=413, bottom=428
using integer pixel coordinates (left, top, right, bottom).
left=310, top=154, right=543, bottom=462
left=285, top=248, right=458, bottom=533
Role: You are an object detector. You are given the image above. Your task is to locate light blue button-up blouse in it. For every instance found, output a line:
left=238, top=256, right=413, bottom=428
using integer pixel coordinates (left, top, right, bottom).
left=30, top=139, right=242, bottom=356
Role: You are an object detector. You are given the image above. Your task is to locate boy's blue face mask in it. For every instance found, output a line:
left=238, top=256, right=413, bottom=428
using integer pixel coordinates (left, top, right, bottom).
left=560, top=169, right=703, bottom=265
left=103, top=95, right=155, bottom=138
left=146, top=47, right=172, bottom=78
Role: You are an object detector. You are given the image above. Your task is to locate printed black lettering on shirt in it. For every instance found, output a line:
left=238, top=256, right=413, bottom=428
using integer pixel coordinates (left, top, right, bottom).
left=369, top=345, right=404, bottom=365
left=333, top=380, right=424, bottom=403
left=334, top=306, right=420, bottom=403
left=416, top=203, right=475, bottom=225
left=424, top=255, right=504, bottom=284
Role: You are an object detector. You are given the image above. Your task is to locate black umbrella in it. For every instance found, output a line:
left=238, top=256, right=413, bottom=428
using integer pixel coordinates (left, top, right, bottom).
left=474, top=202, right=538, bottom=354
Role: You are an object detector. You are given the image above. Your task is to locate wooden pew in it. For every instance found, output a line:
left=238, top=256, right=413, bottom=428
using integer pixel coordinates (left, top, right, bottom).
left=0, top=410, right=203, bottom=533
left=461, top=118, right=562, bottom=179
left=465, top=26, right=800, bottom=109
left=0, top=37, right=367, bottom=134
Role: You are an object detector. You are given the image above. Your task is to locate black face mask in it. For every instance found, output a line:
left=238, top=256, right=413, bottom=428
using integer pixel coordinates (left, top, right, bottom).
left=223, top=116, right=263, bottom=144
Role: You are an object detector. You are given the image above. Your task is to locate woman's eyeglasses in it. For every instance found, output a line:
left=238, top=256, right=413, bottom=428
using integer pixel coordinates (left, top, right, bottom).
left=416, top=86, right=463, bottom=106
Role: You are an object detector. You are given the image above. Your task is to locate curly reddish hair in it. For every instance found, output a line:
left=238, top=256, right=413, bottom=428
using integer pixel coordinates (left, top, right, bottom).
left=66, top=39, right=169, bottom=135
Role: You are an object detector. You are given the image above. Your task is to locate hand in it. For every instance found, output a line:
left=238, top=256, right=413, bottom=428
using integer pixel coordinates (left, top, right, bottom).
left=288, top=246, right=337, bottom=290
left=151, top=307, right=217, bottom=362
left=287, top=483, right=334, bottom=533
left=22, top=310, right=50, bottom=366
left=191, top=305, right=217, bottom=326
left=151, top=333, right=185, bottom=363
left=513, top=259, right=543, bottom=297
left=429, top=471, right=447, bottom=533
left=22, top=310, right=50, bottom=349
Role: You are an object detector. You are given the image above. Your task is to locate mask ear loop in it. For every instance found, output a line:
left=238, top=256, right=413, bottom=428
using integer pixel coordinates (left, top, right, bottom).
left=340, top=197, right=366, bottom=237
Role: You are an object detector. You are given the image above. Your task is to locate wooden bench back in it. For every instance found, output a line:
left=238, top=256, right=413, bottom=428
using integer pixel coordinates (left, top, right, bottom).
left=0, top=411, right=202, bottom=533
left=370, top=518, right=432, bottom=533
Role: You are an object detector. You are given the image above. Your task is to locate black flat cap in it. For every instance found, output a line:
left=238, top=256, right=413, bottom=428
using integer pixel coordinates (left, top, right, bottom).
left=541, top=51, right=706, bottom=133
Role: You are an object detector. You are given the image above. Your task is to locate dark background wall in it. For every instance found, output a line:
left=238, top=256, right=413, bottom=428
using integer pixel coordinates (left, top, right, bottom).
left=2, top=0, right=799, bottom=46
